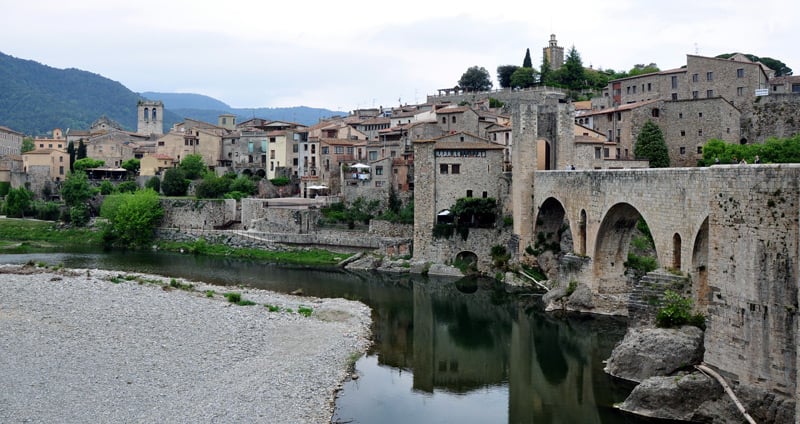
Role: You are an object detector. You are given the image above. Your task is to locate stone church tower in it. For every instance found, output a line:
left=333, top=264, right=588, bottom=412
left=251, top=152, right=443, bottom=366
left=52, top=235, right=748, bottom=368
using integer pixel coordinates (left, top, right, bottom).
left=137, top=100, right=164, bottom=135
left=543, top=34, right=564, bottom=70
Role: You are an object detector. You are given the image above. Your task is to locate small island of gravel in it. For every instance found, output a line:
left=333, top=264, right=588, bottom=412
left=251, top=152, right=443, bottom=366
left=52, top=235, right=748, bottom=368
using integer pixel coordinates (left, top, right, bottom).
left=0, top=264, right=371, bottom=423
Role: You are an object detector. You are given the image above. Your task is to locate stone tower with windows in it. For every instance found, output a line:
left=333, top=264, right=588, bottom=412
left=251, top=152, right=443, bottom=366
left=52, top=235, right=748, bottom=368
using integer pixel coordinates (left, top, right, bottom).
left=543, top=34, right=564, bottom=70
left=137, top=100, right=164, bottom=135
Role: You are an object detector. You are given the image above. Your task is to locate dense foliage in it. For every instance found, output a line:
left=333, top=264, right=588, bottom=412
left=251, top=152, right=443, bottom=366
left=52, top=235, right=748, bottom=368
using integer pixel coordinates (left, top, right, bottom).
left=458, top=66, right=493, bottom=92
left=716, top=53, right=792, bottom=76
left=656, top=290, right=706, bottom=329
left=510, top=67, right=537, bottom=89
left=699, top=135, right=800, bottom=165
left=100, top=189, right=163, bottom=247
left=161, top=168, right=189, bottom=196
left=450, top=197, right=497, bottom=228
left=634, top=120, right=670, bottom=167
left=496, top=65, right=519, bottom=88
left=179, top=154, right=208, bottom=180
left=320, top=197, right=380, bottom=228
left=73, top=158, right=105, bottom=172
left=60, top=171, right=95, bottom=208
left=2, top=187, right=33, bottom=218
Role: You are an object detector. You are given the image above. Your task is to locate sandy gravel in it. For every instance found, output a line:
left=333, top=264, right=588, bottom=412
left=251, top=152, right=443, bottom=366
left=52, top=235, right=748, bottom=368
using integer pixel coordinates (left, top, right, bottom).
left=0, top=264, right=371, bottom=423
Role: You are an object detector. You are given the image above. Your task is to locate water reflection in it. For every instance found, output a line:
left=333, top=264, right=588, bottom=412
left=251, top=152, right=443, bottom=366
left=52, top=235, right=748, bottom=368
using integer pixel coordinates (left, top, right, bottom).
left=0, top=251, right=639, bottom=423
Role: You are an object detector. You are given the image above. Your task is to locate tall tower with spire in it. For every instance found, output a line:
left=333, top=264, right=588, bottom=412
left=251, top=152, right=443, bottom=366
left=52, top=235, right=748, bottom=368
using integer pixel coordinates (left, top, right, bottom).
left=543, top=34, right=564, bottom=70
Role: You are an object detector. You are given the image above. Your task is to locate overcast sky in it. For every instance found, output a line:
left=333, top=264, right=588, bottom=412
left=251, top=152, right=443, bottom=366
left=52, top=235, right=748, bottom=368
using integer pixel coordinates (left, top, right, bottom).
left=2, top=0, right=796, bottom=112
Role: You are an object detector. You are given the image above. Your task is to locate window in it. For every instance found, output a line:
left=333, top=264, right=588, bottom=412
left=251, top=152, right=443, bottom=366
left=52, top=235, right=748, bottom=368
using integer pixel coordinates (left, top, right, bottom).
left=692, top=73, right=699, bottom=82
left=647, top=83, right=652, bottom=91
left=466, top=190, right=473, bottom=197
left=692, top=91, right=698, bottom=99
left=699, top=112, right=703, bottom=118
left=632, top=85, right=637, bottom=94
left=604, top=148, right=609, bottom=158
left=451, top=164, right=460, bottom=174
left=59, top=156, right=63, bottom=162
left=681, top=130, right=686, bottom=137
left=369, top=151, right=378, bottom=161
left=441, top=117, right=446, bottom=124
left=346, top=146, right=354, bottom=154
left=737, top=68, right=744, bottom=78
left=59, top=166, right=64, bottom=175
left=375, top=181, right=384, bottom=187
left=334, top=146, right=344, bottom=154
left=737, top=87, right=744, bottom=96
left=270, top=150, right=275, bottom=159
left=451, top=116, right=456, bottom=124
left=697, top=146, right=703, bottom=154
left=293, top=158, right=298, bottom=166
left=698, top=129, right=703, bottom=136
left=671, top=93, right=678, bottom=101
left=595, top=147, right=601, bottom=159
left=321, top=146, right=329, bottom=154
left=707, top=90, right=714, bottom=98
left=680, top=147, right=686, bottom=155
left=671, top=76, right=678, bottom=89
left=482, top=191, right=488, bottom=198
left=375, top=166, right=383, bottom=175
left=293, top=144, right=298, bottom=153
left=311, top=145, right=316, bottom=153
left=651, top=108, right=660, bottom=118
left=626, top=86, right=631, bottom=94
left=269, top=137, right=276, bottom=143
left=439, top=164, right=448, bottom=174
left=706, top=71, right=713, bottom=81
left=679, top=112, right=683, bottom=119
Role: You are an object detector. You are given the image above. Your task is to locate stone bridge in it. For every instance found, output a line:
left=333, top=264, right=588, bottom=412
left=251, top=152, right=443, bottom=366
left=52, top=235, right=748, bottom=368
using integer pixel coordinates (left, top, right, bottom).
left=514, top=164, right=800, bottom=413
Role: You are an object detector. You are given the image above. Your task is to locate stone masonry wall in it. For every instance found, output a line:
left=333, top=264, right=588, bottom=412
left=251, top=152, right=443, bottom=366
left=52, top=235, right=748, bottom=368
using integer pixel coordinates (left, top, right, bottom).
left=745, top=94, right=800, bottom=143
left=159, top=198, right=236, bottom=230
left=704, top=164, right=799, bottom=410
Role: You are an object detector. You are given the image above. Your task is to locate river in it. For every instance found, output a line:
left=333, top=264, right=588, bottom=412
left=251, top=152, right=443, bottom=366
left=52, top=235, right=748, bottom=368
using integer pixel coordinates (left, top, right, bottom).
left=0, top=250, right=645, bottom=423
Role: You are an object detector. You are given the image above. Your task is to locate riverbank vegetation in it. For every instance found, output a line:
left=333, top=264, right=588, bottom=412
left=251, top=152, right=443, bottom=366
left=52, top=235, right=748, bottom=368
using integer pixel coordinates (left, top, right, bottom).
left=157, top=238, right=349, bottom=266
left=0, top=218, right=103, bottom=252
left=699, top=134, right=800, bottom=165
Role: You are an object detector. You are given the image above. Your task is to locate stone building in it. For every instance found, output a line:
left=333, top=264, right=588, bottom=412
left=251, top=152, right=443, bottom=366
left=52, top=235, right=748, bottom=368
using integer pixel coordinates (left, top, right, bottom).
left=0, top=125, right=23, bottom=156
left=137, top=100, right=164, bottom=135
left=543, top=34, right=564, bottom=70
left=139, top=154, right=175, bottom=177
left=413, top=134, right=507, bottom=265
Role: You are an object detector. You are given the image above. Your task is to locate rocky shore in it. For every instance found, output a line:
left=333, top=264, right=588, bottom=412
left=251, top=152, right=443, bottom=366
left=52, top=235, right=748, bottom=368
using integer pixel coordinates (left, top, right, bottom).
left=0, top=264, right=372, bottom=423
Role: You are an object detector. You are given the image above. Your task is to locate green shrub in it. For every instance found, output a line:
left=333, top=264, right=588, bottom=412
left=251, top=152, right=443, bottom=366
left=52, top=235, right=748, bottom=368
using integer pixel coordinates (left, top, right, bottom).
left=224, top=292, right=242, bottom=303
left=99, top=180, right=115, bottom=195
left=117, top=181, right=138, bottom=193
left=270, top=177, right=290, bottom=186
left=298, top=306, right=313, bottom=317
left=656, top=290, right=705, bottom=329
left=625, top=253, right=658, bottom=273
left=145, top=177, right=161, bottom=193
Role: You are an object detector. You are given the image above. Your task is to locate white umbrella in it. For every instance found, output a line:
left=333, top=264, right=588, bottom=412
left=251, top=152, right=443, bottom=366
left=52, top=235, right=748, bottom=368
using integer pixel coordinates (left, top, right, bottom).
left=350, top=163, right=370, bottom=169
left=307, top=185, right=328, bottom=190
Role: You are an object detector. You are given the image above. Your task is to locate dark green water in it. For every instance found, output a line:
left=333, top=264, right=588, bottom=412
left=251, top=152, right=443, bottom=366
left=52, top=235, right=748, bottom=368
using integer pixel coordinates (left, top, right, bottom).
left=0, top=251, right=643, bottom=423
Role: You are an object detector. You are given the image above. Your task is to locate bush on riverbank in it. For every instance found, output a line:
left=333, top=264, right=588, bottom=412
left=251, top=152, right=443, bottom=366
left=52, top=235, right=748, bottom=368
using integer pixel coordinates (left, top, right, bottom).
left=0, top=217, right=103, bottom=251
left=157, top=238, right=349, bottom=266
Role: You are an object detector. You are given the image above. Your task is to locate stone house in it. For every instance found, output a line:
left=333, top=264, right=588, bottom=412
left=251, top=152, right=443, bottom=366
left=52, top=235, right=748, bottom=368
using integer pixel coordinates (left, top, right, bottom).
left=155, top=120, right=227, bottom=171
left=486, top=124, right=512, bottom=170
left=0, top=125, right=23, bottom=156
left=140, top=153, right=175, bottom=177
left=435, top=106, right=481, bottom=136
left=768, top=75, right=800, bottom=94
left=83, top=129, right=146, bottom=168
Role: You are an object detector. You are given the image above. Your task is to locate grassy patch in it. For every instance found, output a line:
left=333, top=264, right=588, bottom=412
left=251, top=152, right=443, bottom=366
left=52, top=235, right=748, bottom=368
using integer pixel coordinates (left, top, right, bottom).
left=0, top=218, right=103, bottom=250
left=158, top=240, right=349, bottom=266
left=169, top=278, right=194, bottom=291
left=298, top=306, right=313, bottom=317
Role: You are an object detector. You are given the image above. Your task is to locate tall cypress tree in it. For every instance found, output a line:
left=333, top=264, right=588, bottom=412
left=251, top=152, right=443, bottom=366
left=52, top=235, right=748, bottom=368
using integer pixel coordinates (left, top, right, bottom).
left=77, top=139, right=87, bottom=160
left=634, top=120, right=670, bottom=168
left=522, top=48, right=533, bottom=68
left=66, top=141, right=76, bottom=172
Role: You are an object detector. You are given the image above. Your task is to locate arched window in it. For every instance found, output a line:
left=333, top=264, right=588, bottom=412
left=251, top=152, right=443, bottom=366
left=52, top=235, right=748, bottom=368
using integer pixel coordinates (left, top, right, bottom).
left=673, top=233, right=682, bottom=270
left=143, top=108, right=149, bottom=121
left=152, top=108, right=157, bottom=120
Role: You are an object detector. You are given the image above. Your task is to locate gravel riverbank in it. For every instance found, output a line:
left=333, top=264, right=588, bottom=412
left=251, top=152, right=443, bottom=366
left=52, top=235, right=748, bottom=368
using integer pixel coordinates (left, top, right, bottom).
left=0, top=264, right=372, bottom=423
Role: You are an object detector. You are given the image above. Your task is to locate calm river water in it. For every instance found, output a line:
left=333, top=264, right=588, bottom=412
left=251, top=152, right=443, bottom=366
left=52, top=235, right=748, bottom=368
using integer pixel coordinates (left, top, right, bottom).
left=1, top=250, right=646, bottom=423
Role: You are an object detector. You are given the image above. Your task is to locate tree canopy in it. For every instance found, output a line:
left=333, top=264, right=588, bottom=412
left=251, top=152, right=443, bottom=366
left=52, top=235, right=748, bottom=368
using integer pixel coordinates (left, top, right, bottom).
left=510, top=67, right=537, bottom=89
left=179, top=154, right=207, bottom=180
left=161, top=168, right=189, bottom=196
left=73, top=157, right=105, bottom=173
left=634, top=120, right=670, bottom=168
left=496, top=65, right=519, bottom=89
left=60, top=171, right=94, bottom=207
left=700, top=134, right=800, bottom=166
left=458, top=66, right=492, bottom=92
left=716, top=53, right=792, bottom=76
left=100, top=189, right=163, bottom=247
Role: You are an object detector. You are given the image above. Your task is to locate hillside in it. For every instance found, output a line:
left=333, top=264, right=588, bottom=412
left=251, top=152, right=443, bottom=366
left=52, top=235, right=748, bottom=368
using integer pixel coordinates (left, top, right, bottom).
left=142, top=91, right=344, bottom=126
left=0, top=52, right=343, bottom=137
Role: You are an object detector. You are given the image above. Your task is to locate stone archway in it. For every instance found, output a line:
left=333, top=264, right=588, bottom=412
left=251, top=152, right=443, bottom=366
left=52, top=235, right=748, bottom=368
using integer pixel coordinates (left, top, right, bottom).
left=532, top=197, right=569, bottom=280
left=593, top=203, right=651, bottom=294
left=536, top=139, right=553, bottom=170
left=455, top=251, right=478, bottom=272
left=691, top=217, right=710, bottom=313
left=256, top=169, right=266, bottom=178
left=672, top=233, right=682, bottom=270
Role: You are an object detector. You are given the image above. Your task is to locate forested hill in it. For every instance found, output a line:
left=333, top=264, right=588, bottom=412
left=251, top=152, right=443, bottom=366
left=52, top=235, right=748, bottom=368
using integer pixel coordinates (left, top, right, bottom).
left=0, top=52, right=156, bottom=136
left=0, top=52, right=344, bottom=137
left=141, top=92, right=344, bottom=126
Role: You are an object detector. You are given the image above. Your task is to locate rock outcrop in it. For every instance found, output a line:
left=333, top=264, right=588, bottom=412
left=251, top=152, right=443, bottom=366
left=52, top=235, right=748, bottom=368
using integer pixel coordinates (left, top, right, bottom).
left=604, top=325, right=704, bottom=383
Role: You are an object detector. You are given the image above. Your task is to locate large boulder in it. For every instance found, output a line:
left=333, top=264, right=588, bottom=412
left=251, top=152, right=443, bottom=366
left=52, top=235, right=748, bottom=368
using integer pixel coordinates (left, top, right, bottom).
left=605, top=326, right=704, bottom=383
left=617, top=372, right=721, bottom=421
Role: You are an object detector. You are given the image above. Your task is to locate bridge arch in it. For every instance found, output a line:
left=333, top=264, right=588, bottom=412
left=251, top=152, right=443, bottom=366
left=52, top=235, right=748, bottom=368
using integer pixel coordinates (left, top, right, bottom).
left=455, top=251, right=478, bottom=271
left=533, top=197, right=570, bottom=255
left=691, top=217, right=710, bottom=312
left=593, top=203, right=654, bottom=294
left=672, top=233, right=682, bottom=270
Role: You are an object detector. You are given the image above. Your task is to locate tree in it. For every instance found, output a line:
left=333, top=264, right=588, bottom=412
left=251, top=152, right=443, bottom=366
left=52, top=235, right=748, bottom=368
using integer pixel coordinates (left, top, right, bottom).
left=634, top=120, right=670, bottom=168
left=61, top=171, right=94, bottom=207
left=77, top=140, right=87, bottom=160
left=496, top=65, right=520, bottom=89
left=66, top=141, right=76, bottom=172
left=3, top=187, right=32, bottom=218
left=21, top=137, right=35, bottom=153
left=628, top=63, right=660, bottom=77
left=540, top=55, right=553, bottom=86
left=161, top=168, right=189, bottom=196
left=561, top=46, right=587, bottom=92
left=717, top=53, right=792, bottom=76
left=458, top=66, right=492, bottom=92
left=179, top=154, right=207, bottom=180
left=145, top=176, right=161, bottom=193
left=73, top=158, right=105, bottom=173
left=510, top=67, right=538, bottom=89
left=100, top=189, right=164, bottom=247
left=195, top=173, right=231, bottom=198
left=522, top=48, right=533, bottom=68
left=121, top=158, right=140, bottom=177
left=229, top=175, right=256, bottom=195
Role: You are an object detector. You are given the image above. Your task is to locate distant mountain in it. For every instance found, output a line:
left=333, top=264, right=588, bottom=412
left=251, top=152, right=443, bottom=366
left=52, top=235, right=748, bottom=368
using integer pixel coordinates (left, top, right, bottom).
left=0, top=52, right=343, bottom=137
left=142, top=91, right=344, bottom=126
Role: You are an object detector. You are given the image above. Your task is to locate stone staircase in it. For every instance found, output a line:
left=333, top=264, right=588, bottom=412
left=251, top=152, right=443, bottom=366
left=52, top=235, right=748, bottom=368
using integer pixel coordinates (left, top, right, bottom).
left=628, top=270, right=690, bottom=327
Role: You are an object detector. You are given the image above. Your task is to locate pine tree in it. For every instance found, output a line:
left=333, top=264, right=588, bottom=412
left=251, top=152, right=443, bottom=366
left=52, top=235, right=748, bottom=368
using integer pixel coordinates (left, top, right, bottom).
left=634, top=120, right=670, bottom=168
left=66, top=141, right=76, bottom=172
left=77, top=140, right=87, bottom=160
left=522, top=48, right=533, bottom=68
